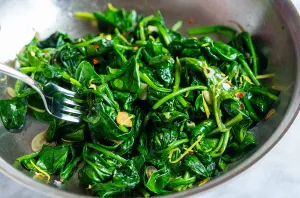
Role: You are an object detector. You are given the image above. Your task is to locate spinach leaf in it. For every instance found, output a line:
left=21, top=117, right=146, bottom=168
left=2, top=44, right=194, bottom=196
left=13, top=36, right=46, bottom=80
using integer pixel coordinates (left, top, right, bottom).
left=11, top=4, right=278, bottom=197
left=184, top=155, right=209, bottom=178
left=149, top=55, right=175, bottom=87
left=109, top=54, right=141, bottom=94
left=91, top=160, right=140, bottom=197
left=52, top=45, right=81, bottom=75
left=0, top=98, right=28, bottom=130
left=36, top=144, right=70, bottom=174
left=38, top=32, right=73, bottom=49
left=144, top=167, right=171, bottom=194
left=88, top=102, right=134, bottom=141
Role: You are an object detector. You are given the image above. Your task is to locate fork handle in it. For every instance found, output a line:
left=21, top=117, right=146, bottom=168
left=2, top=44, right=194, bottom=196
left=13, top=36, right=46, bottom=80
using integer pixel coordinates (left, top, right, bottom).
left=0, top=62, right=42, bottom=93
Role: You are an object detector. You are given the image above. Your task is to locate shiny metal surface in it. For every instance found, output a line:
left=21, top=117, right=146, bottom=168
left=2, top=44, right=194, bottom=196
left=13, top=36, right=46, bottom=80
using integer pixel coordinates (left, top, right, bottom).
left=0, top=0, right=299, bottom=197
left=0, top=63, right=82, bottom=122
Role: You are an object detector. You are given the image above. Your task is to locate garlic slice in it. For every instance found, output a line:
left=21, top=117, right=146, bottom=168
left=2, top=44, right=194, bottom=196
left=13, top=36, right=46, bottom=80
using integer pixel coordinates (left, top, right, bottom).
left=6, top=87, right=16, bottom=98
left=31, top=131, right=48, bottom=152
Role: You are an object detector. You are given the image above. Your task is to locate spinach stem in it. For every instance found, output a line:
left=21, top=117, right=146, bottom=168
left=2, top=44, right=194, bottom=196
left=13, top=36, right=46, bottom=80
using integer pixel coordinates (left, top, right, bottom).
left=157, top=138, right=189, bottom=153
left=153, top=85, right=207, bottom=109
left=27, top=104, right=45, bottom=113
left=156, top=23, right=171, bottom=45
left=70, top=78, right=82, bottom=87
left=62, top=71, right=72, bottom=80
left=174, top=57, right=188, bottom=107
left=174, top=57, right=181, bottom=90
left=16, top=152, right=39, bottom=162
left=137, top=186, right=150, bottom=198
left=224, top=113, right=244, bottom=128
left=239, top=58, right=260, bottom=86
left=74, top=12, right=96, bottom=20
left=86, top=143, right=127, bottom=163
left=243, top=93, right=260, bottom=121
left=207, top=113, right=244, bottom=137
left=107, top=3, right=118, bottom=12
left=249, top=87, right=278, bottom=100
left=242, top=32, right=258, bottom=76
left=115, top=28, right=131, bottom=45
left=19, top=67, right=43, bottom=73
left=256, top=73, right=275, bottom=79
left=135, top=40, right=147, bottom=45
left=139, top=15, right=155, bottom=41
left=73, top=36, right=103, bottom=47
left=169, top=176, right=196, bottom=187
left=212, top=86, right=226, bottom=132
left=188, top=25, right=237, bottom=39
left=115, top=44, right=135, bottom=50
left=171, top=20, right=183, bottom=31
left=139, top=71, right=172, bottom=93
left=59, top=156, right=82, bottom=182
left=210, top=131, right=230, bottom=157
left=202, top=92, right=210, bottom=118
left=169, top=134, right=204, bottom=163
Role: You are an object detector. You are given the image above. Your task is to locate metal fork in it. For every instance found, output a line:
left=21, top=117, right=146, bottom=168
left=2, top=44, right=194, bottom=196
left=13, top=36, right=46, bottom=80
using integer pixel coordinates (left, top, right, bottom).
left=0, top=63, right=83, bottom=122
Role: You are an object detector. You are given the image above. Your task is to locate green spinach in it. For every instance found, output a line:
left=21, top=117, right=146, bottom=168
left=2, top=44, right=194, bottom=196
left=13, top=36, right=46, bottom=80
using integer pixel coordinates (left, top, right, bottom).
left=8, top=4, right=279, bottom=197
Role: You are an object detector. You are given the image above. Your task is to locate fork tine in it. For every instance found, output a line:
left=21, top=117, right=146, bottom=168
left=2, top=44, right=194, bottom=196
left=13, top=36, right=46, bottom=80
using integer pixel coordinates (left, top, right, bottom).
left=49, top=83, right=77, bottom=97
left=52, top=113, right=81, bottom=123
left=58, top=105, right=83, bottom=115
left=60, top=98, right=82, bottom=107
left=43, top=83, right=84, bottom=122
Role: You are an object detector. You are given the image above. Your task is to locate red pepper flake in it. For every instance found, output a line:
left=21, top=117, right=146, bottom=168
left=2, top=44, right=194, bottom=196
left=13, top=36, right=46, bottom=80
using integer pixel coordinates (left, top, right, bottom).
left=235, top=92, right=246, bottom=99
left=94, top=45, right=99, bottom=49
left=239, top=104, right=245, bottom=109
left=93, top=59, right=99, bottom=65
left=187, top=18, right=194, bottom=24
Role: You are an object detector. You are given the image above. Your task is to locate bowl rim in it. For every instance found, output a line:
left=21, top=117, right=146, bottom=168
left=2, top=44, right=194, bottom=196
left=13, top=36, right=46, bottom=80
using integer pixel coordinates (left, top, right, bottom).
left=1, top=0, right=300, bottom=197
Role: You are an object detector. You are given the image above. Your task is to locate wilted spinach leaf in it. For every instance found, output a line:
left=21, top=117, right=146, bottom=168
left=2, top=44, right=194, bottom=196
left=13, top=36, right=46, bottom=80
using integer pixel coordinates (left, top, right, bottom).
left=11, top=4, right=278, bottom=197
left=0, top=98, right=28, bottom=130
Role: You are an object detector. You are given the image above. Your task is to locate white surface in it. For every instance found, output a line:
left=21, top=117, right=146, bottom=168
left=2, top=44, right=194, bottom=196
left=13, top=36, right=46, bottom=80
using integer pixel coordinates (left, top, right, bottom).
left=0, top=1, right=299, bottom=198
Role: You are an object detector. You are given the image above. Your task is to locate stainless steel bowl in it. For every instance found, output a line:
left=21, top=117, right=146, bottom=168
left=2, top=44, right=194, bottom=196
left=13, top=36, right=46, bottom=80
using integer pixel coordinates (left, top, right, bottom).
left=0, top=0, right=299, bottom=197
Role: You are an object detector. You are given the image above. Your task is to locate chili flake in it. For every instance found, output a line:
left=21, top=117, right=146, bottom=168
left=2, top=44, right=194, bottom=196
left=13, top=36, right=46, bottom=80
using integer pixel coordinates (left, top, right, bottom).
left=239, top=103, right=245, bottom=109
left=235, top=92, right=246, bottom=99
left=93, top=59, right=99, bottom=65
left=187, top=18, right=194, bottom=24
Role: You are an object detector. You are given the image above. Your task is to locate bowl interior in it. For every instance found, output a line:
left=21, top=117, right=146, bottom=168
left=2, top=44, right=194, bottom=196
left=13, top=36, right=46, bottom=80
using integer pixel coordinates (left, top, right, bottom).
left=0, top=0, right=299, bottom=197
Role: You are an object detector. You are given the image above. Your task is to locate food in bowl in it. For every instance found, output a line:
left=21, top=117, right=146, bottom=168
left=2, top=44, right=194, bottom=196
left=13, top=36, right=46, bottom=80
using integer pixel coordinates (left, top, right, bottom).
left=0, top=3, right=279, bottom=197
